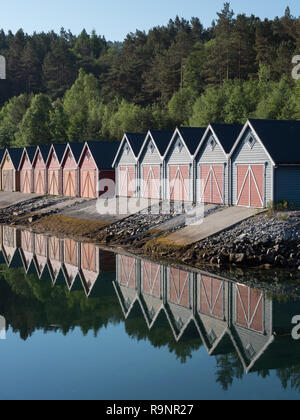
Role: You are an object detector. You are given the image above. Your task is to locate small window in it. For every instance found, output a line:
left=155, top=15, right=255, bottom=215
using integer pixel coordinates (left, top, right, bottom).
left=246, top=344, right=256, bottom=360
left=208, top=329, right=217, bottom=345
left=125, top=143, right=130, bottom=155
left=209, top=135, right=217, bottom=151
left=149, top=307, right=155, bottom=319
left=86, top=152, right=91, bottom=160
left=247, top=135, right=256, bottom=149
left=176, top=139, right=184, bottom=153
left=177, top=317, right=184, bottom=330
left=7, top=155, right=10, bottom=162
left=148, top=142, right=155, bottom=154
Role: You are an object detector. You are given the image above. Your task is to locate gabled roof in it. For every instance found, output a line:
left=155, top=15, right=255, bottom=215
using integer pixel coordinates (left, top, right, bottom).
left=62, top=142, right=85, bottom=164
left=80, top=140, right=120, bottom=169
left=18, top=146, right=37, bottom=170
left=112, top=132, right=146, bottom=166
left=46, top=144, right=67, bottom=165
left=33, top=145, right=51, bottom=165
left=138, top=130, right=174, bottom=160
left=177, top=127, right=207, bottom=155
left=125, top=133, right=146, bottom=156
left=0, top=149, right=5, bottom=165
left=149, top=130, right=174, bottom=156
left=231, top=119, right=300, bottom=165
left=165, top=127, right=206, bottom=158
left=3, top=148, right=24, bottom=170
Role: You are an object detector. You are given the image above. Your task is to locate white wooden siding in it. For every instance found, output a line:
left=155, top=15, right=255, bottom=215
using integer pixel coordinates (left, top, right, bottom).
left=231, top=129, right=274, bottom=206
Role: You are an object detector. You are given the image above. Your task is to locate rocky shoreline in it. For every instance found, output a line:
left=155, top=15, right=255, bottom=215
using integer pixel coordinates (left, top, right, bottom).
left=0, top=195, right=300, bottom=272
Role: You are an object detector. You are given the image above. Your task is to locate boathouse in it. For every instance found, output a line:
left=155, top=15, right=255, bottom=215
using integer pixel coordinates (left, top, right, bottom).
left=194, top=124, right=242, bottom=205
left=137, top=130, right=173, bottom=199
left=32, top=145, right=51, bottom=195
left=78, top=141, right=119, bottom=199
left=164, top=127, right=206, bottom=202
left=61, top=143, right=84, bottom=197
left=0, top=148, right=23, bottom=192
left=230, top=119, right=300, bottom=208
left=18, top=146, right=36, bottom=194
left=46, top=144, right=66, bottom=196
left=113, top=133, right=145, bottom=197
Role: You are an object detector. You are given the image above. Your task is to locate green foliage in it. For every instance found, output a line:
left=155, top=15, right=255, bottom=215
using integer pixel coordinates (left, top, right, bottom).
left=13, top=94, right=52, bottom=147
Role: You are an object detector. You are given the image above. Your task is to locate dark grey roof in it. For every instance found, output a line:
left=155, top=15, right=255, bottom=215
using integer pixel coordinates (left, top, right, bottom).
left=125, top=133, right=146, bottom=157
left=178, top=127, right=207, bottom=155
left=0, top=149, right=5, bottom=165
left=149, top=130, right=174, bottom=156
left=24, top=146, right=37, bottom=164
left=85, top=141, right=121, bottom=169
left=210, top=123, right=243, bottom=154
left=249, top=119, right=300, bottom=165
left=38, top=145, right=51, bottom=163
left=52, top=144, right=67, bottom=163
left=67, top=142, right=85, bottom=163
left=6, top=148, right=23, bottom=169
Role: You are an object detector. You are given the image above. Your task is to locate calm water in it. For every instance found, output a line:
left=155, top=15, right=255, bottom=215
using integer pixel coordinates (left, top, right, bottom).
left=0, top=225, right=300, bottom=400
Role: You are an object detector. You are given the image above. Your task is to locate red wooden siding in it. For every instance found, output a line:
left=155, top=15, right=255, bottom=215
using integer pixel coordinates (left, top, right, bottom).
left=236, top=284, right=264, bottom=333
left=199, top=276, right=224, bottom=319
left=237, top=165, right=264, bottom=208
left=20, top=170, right=32, bottom=194
left=169, top=268, right=190, bottom=308
left=81, top=170, right=97, bottom=198
left=63, top=170, right=76, bottom=197
left=19, top=153, right=33, bottom=194
left=142, top=165, right=160, bottom=199
left=142, top=261, right=161, bottom=297
left=62, top=149, right=78, bottom=197
left=169, top=165, right=189, bottom=201
left=2, top=170, right=14, bottom=192
left=80, top=243, right=99, bottom=292
left=64, top=239, right=78, bottom=266
left=199, top=165, right=224, bottom=204
left=119, top=255, right=136, bottom=288
left=48, top=170, right=59, bottom=195
left=47, top=150, right=61, bottom=195
left=21, top=230, right=33, bottom=270
left=80, top=147, right=97, bottom=199
left=119, top=166, right=135, bottom=197
left=33, top=151, right=47, bottom=194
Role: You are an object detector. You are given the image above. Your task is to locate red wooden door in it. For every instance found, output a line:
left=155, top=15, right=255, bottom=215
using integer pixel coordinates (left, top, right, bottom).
left=169, top=165, right=190, bottom=201
left=237, top=165, right=264, bottom=208
left=119, top=255, right=136, bottom=288
left=235, top=284, right=264, bottom=333
left=2, top=170, right=14, bottom=191
left=20, top=170, right=32, bottom=194
left=142, top=165, right=160, bottom=199
left=81, top=170, right=96, bottom=198
left=119, top=166, right=135, bottom=197
left=63, top=170, right=76, bottom=197
left=142, top=262, right=161, bottom=297
left=198, top=276, right=224, bottom=319
left=169, top=268, right=190, bottom=308
left=48, top=170, right=59, bottom=195
left=34, top=170, right=46, bottom=194
left=199, top=165, right=224, bottom=204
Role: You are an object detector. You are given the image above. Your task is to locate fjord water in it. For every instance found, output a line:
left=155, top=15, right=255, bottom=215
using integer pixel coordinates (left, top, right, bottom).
left=0, top=226, right=300, bottom=400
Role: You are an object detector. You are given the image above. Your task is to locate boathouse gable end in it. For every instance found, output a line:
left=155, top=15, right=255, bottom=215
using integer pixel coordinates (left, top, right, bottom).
left=231, top=126, right=273, bottom=207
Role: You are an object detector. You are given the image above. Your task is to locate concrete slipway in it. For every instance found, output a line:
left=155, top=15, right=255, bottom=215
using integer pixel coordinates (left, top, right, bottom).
left=165, top=206, right=265, bottom=246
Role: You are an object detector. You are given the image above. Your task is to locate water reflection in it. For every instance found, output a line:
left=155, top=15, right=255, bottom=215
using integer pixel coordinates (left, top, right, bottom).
left=1, top=225, right=300, bottom=392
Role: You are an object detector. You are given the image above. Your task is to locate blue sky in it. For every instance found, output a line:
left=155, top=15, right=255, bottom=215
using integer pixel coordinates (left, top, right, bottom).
left=1, top=0, right=299, bottom=41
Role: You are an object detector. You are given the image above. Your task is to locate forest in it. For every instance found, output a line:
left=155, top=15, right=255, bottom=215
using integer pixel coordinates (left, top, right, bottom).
left=0, top=2, right=299, bottom=148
